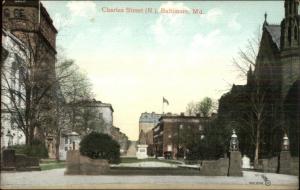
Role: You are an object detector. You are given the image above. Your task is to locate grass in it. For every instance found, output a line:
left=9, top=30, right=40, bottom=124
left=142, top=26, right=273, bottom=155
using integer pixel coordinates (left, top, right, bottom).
left=39, top=157, right=181, bottom=170
left=40, top=161, right=65, bottom=171
left=120, top=157, right=182, bottom=165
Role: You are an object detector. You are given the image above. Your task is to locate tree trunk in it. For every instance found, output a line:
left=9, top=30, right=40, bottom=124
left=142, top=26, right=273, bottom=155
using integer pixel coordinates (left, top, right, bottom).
left=55, top=136, right=60, bottom=161
left=254, top=123, right=260, bottom=166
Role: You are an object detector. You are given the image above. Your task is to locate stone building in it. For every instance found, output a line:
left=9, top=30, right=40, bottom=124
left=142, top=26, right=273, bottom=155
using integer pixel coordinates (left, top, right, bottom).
left=138, top=112, right=161, bottom=155
left=1, top=29, right=28, bottom=149
left=217, top=0, right=299, bottom=159
left=139, top=112, right=161, bottom=134
left=153, top=113, right=210, bottom=159
left=68, top=99, right=114, bottom=134
left=110, top=126, right=129, bottom=155
left=2, top=0, right=58, bottom=145
left=250, top=0, right=299, bottom=156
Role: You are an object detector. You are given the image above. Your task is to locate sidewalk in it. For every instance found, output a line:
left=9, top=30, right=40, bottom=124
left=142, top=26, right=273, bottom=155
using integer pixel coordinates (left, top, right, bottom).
left=1, top=168, right=298, bottom=189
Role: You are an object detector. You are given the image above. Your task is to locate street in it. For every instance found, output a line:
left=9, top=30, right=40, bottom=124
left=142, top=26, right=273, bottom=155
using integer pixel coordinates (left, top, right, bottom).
left=1, top=169, right=298, bottom=189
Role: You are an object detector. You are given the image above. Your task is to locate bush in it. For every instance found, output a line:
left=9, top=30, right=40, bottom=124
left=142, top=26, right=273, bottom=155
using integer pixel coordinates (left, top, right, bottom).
left=11, top=139, right=48, bottom=159
left=79, top=132, right=120, bottom=164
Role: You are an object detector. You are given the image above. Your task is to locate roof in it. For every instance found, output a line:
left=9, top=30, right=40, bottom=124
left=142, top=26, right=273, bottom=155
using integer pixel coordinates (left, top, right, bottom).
left=265, top=24, right=281, bottom=49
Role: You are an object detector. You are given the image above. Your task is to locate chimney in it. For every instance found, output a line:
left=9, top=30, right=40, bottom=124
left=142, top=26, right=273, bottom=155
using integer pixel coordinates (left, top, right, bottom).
left=180, top=112, right=184, bottom=116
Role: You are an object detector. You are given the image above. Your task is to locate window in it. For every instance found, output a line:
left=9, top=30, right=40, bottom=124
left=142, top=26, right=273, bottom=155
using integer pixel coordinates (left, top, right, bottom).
left=13, top=9, right=26, bottom=19
left=65, top=147, right=68, bottom=151
left=3, top=8, right=10, bottom=18
left=64, top=137, right=68, bottom=144
left=167, top=145, right=172, bottom=151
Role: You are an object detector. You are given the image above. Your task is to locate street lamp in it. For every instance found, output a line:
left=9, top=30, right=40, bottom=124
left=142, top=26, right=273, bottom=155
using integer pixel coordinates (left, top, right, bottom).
left=282, top=133, right=289, bottom=151
left=6, top=130, right=13, bottom=147
left=230, top=129, right=239, bottom=151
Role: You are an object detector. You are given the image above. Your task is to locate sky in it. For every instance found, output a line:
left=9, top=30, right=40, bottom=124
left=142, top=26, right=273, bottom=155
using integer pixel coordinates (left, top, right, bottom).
left=42, top=1, right=284, bottom=140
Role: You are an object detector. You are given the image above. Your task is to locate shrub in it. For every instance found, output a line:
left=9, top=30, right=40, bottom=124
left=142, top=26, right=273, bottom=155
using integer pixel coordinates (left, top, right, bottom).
left=79, top=132, right=120, bottom=164
left=11, top=139, right=48, bottom=159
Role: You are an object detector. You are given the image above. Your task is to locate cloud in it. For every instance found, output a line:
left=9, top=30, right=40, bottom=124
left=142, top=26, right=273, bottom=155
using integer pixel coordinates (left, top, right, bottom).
left=52, top=13, right=72, bottom=30
left=151, top=2, right=190, bottom=46
left=66, top=1, right=97, bottom=19
left=227, top=13, right=241, bottom=31
left=202, top=8, right=223, bottom=23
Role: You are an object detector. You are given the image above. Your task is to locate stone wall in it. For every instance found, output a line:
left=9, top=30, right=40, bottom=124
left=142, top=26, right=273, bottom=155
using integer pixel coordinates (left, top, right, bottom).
left=290, top=157, right=299, bottom=176
left=1, top=149, right=40, bottom=171
left=65, top=150, right=110, bottom=175
left=255, top=152, right=299, bottom=176
left=199, top=158, right=229, bottom=176
left=256, top=157, right=278, bottom=173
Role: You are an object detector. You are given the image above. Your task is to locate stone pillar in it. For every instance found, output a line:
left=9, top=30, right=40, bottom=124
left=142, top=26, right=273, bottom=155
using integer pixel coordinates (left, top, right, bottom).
left=279, top=151, right=291, bottom=174
left=1, top=149, right=16, bottom=169
left=64, top=150, right=80, bottom=175
left=228, top=151, right=243, bottom=176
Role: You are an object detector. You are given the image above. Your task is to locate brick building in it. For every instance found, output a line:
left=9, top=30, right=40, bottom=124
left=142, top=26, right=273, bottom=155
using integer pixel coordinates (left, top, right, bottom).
left=153, top=113, right=210, bottom=159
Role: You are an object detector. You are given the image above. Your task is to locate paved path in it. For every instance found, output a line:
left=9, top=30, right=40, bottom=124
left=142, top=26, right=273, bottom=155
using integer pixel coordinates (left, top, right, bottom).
left=125, top=141, right=137, bottom=157
left=1, top=169, right=298, bottom=189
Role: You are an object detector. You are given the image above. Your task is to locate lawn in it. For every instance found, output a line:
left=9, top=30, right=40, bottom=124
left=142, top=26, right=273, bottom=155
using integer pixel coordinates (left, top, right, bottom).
left=38, top=157, right=181, bottom=170
left=40, top=160, right=65, bottom=171
left=120, top=157, right=182, bottom=165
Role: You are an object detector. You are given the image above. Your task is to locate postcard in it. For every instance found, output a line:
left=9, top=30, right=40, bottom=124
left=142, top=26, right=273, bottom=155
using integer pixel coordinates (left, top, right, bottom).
left=1, top=0, right=299, bottom=189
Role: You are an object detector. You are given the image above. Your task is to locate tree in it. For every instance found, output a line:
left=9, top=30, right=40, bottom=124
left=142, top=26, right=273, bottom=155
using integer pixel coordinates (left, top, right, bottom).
left=185, top=97, right=214, bottom=117
left=1, top=30, right=56, bottom=146
left=50, top=55, right=96, bottom=160
left=186, top=101, right=197, bottom=116
left=79, top=132, right=121, bottom=164
left=198, top=97, right=213, bottom=117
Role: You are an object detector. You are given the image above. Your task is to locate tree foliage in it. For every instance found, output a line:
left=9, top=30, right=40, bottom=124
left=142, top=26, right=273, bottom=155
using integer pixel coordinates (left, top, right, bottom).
left=79, top=132, right=120, bottom=164
left=186, top=97, right=215, bottom=117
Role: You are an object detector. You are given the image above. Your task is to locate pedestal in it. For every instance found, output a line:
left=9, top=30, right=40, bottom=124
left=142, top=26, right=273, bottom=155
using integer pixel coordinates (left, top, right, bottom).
left=136, top=144, right=148, bottom=159
left=228, top=151, right=243, bottom=176
left=279, top=151, right=291, bottom=174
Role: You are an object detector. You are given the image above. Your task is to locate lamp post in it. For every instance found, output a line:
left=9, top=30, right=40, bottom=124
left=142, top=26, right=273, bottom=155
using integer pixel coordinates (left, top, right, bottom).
left=6, top=130, right=13, bottom=148
left=282, top=133, right=289, bottom=151
left=230, top=129, right=239, bottom=151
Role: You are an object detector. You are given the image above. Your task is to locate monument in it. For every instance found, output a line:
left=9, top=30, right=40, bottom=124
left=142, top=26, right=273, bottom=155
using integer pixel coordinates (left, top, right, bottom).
left=136, top=130, right=148, bottom=159
left=228, top=129, right=243, bottom=176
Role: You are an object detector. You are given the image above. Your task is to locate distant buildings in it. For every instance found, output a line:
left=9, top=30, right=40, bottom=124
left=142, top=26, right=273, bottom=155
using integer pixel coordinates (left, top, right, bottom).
left=138, top=112, right=161, bottom=156
left=69, top=99, right=114, bottom=134
left=110, top=126, right=129, bottom=155
left=139, top=112, right=161, bottom=134
left=153, top=113, right=210, bottom=159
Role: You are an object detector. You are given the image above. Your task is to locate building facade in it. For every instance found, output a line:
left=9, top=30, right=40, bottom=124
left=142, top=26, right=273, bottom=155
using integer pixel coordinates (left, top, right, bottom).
left=153, top=113, right=210, bottom=159
left=110, top=126, right=129, bottom=155
left=251, top=0, right=299, bottom=156
left=1, top=29, right=28, bottom=149
left=138, top=112, right=162, bottom=156
left=139, top=112, right=161, bottom=134
left=2, top=0, right=58, bottom=141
